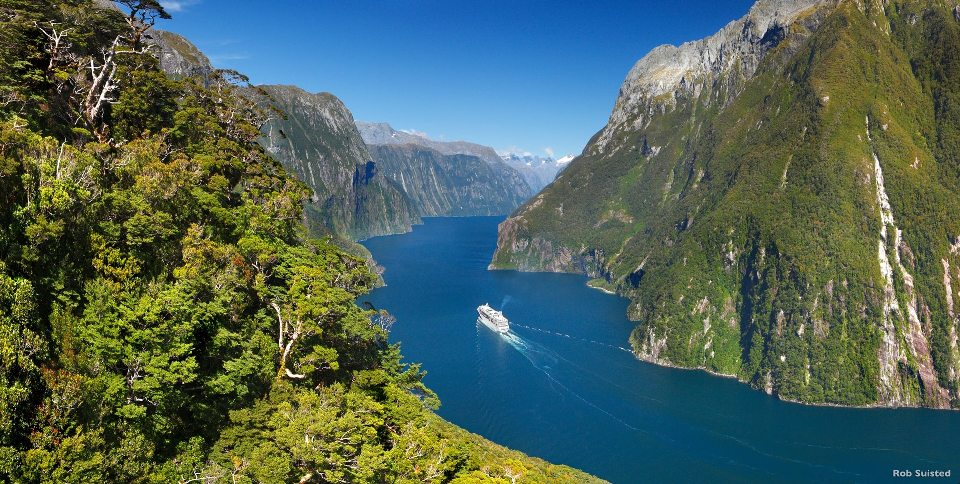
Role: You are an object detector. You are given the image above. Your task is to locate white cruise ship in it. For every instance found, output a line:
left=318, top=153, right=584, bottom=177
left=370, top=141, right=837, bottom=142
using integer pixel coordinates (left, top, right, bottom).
left=477, top=303, right=509, bottom=334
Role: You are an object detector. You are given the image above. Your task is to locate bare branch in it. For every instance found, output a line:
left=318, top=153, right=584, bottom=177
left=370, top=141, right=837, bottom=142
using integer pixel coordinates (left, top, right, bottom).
left=35, top=21, right=74, bottom=71
left=284, top=368, right=306, bottom=379
left=115, top=0, right=172, bottom=49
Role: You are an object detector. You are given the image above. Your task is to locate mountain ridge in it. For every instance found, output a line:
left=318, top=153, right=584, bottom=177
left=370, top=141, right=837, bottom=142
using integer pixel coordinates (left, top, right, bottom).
left=368, top=143, right=531, bottom=217
left=357, top=121, right=569, bottom=192
left=357, top=121, right=504, bottom=164
left=357, top=121, right=534, bottom=215
left=595, top=0, right=831, bottom=154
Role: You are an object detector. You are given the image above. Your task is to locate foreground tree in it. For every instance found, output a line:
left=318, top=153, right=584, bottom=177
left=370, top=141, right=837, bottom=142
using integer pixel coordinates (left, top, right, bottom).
left=0, top=2, right=601, bottom=482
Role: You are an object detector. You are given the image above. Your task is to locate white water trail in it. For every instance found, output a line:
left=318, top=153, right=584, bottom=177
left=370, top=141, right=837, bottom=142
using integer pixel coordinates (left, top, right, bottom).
left=512, top=323, right=633, bottom=354
left=497, top=324, right=865, bottom=478
left=489, top=328, right=646, bottom=434
left=508, top=322, right=668, bottom=407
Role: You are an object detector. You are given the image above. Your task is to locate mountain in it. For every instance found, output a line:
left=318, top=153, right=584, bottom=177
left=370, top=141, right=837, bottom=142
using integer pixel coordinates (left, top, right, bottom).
left=356, top=122, right=569, bottom=192
left=368, top=144, right=531, bottom=216
left=149, top=30, right=214, bottom=81
left=492, top=0, right=960, bottom=409
left=357, top=121, right=503, bottom=162
left=255, top=86, right=419, bottom=240
left=499, top=152, right=573, bottom=191
left=149, top=33, right=418, bottom=242
left=357, top=122, right=534, bottom=215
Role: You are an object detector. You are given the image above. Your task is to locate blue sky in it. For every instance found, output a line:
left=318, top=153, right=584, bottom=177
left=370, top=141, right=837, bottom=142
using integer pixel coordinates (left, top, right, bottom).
left=157, top=0, right=754, bottom=157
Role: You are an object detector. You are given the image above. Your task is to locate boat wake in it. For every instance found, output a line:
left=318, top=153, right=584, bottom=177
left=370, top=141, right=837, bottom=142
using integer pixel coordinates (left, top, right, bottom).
left=500, top=326, right=865, bottom=479
left=493, top=328, right=645, bottom=434
left=511, top=323, right=633, bottom=354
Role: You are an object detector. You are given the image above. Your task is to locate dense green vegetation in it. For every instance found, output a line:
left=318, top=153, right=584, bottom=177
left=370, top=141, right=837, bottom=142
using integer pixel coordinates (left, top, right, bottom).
left=493, top=0, right=960, bottom=408
left=0, top=1, right=601, bottom=481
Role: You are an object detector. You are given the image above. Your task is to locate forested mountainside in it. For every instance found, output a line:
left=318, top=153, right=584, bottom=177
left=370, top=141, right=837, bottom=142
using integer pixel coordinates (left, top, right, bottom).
left=0, top=1, right=602, bottom=481
left=493, top=0, right=960, bottom=409
left=357, top=122, right=534, bottom=215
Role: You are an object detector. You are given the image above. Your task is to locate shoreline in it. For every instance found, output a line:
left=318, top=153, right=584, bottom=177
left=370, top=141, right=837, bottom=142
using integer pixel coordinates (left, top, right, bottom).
left=439, top=219, right=959, bottom=413
left=580, top=268, right=959, bottom=412
left=586, top=282, right=616, bottom=295
left=631, top=350, right=959, bottom=412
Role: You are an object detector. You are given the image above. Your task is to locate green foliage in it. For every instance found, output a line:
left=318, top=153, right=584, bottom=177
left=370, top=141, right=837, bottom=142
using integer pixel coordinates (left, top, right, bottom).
left=0, top=1, right=604, bottom=481
left=112, top=67, right=178, bottom=141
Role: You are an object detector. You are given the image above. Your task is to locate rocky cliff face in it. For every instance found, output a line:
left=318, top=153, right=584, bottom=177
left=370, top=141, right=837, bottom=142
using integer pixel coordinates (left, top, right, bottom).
left=368, top=144, right=530, bottom=216
left=358, top=122, right=533, bottom=215
left=594, top=0, right=831, bottom=154
left=492, top=0, right=960, bottom=409
left=148, top=30, right=214, bottom=81
left=257, top=87, right=419, bottom=240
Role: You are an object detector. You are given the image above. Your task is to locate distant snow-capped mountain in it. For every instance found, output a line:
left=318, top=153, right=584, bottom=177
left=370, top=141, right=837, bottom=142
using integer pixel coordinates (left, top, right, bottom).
left=498, top=152, right=573, bottom=191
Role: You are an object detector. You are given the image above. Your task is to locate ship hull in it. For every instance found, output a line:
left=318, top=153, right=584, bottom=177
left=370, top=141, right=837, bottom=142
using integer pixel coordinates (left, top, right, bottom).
left=478, top=316, right=509, bottom=334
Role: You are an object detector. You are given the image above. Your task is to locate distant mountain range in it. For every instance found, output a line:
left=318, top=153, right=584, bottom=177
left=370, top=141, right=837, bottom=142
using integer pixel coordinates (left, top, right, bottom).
left=367, top=144, right=530, bottom=217
left=357, top=121, right=570, bottom=192
left=498, top=152, right=573, bottom=191
left=357, top=122, right=533, bottom=215
left=356, top=122, right=502, bottom=162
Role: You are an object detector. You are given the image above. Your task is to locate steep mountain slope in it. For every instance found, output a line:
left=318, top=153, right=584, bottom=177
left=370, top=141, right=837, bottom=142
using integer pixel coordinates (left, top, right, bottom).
left=357, top=121, right=534, bottom=215
left=492, top=0, right=960, bottom=408
left=369, top=144, right=531, bottom=216
left=256, top=86, right=419, bottom=240
left=149, top=30, right=214, bottom=80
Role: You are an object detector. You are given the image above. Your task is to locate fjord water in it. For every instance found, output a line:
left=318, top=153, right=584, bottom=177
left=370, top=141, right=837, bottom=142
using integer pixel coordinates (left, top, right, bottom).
left=361, top=217, right=960, bottom=483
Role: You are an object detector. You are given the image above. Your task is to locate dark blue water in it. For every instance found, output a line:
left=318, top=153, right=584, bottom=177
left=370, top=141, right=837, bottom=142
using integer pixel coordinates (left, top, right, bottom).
left=361, top=217, right=960, bottom=483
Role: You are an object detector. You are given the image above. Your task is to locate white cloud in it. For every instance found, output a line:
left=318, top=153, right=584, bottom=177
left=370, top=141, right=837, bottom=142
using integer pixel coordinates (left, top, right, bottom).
left=160, top=0, right=200, bottom=13
left=543, top=147, right=555, bottom=158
